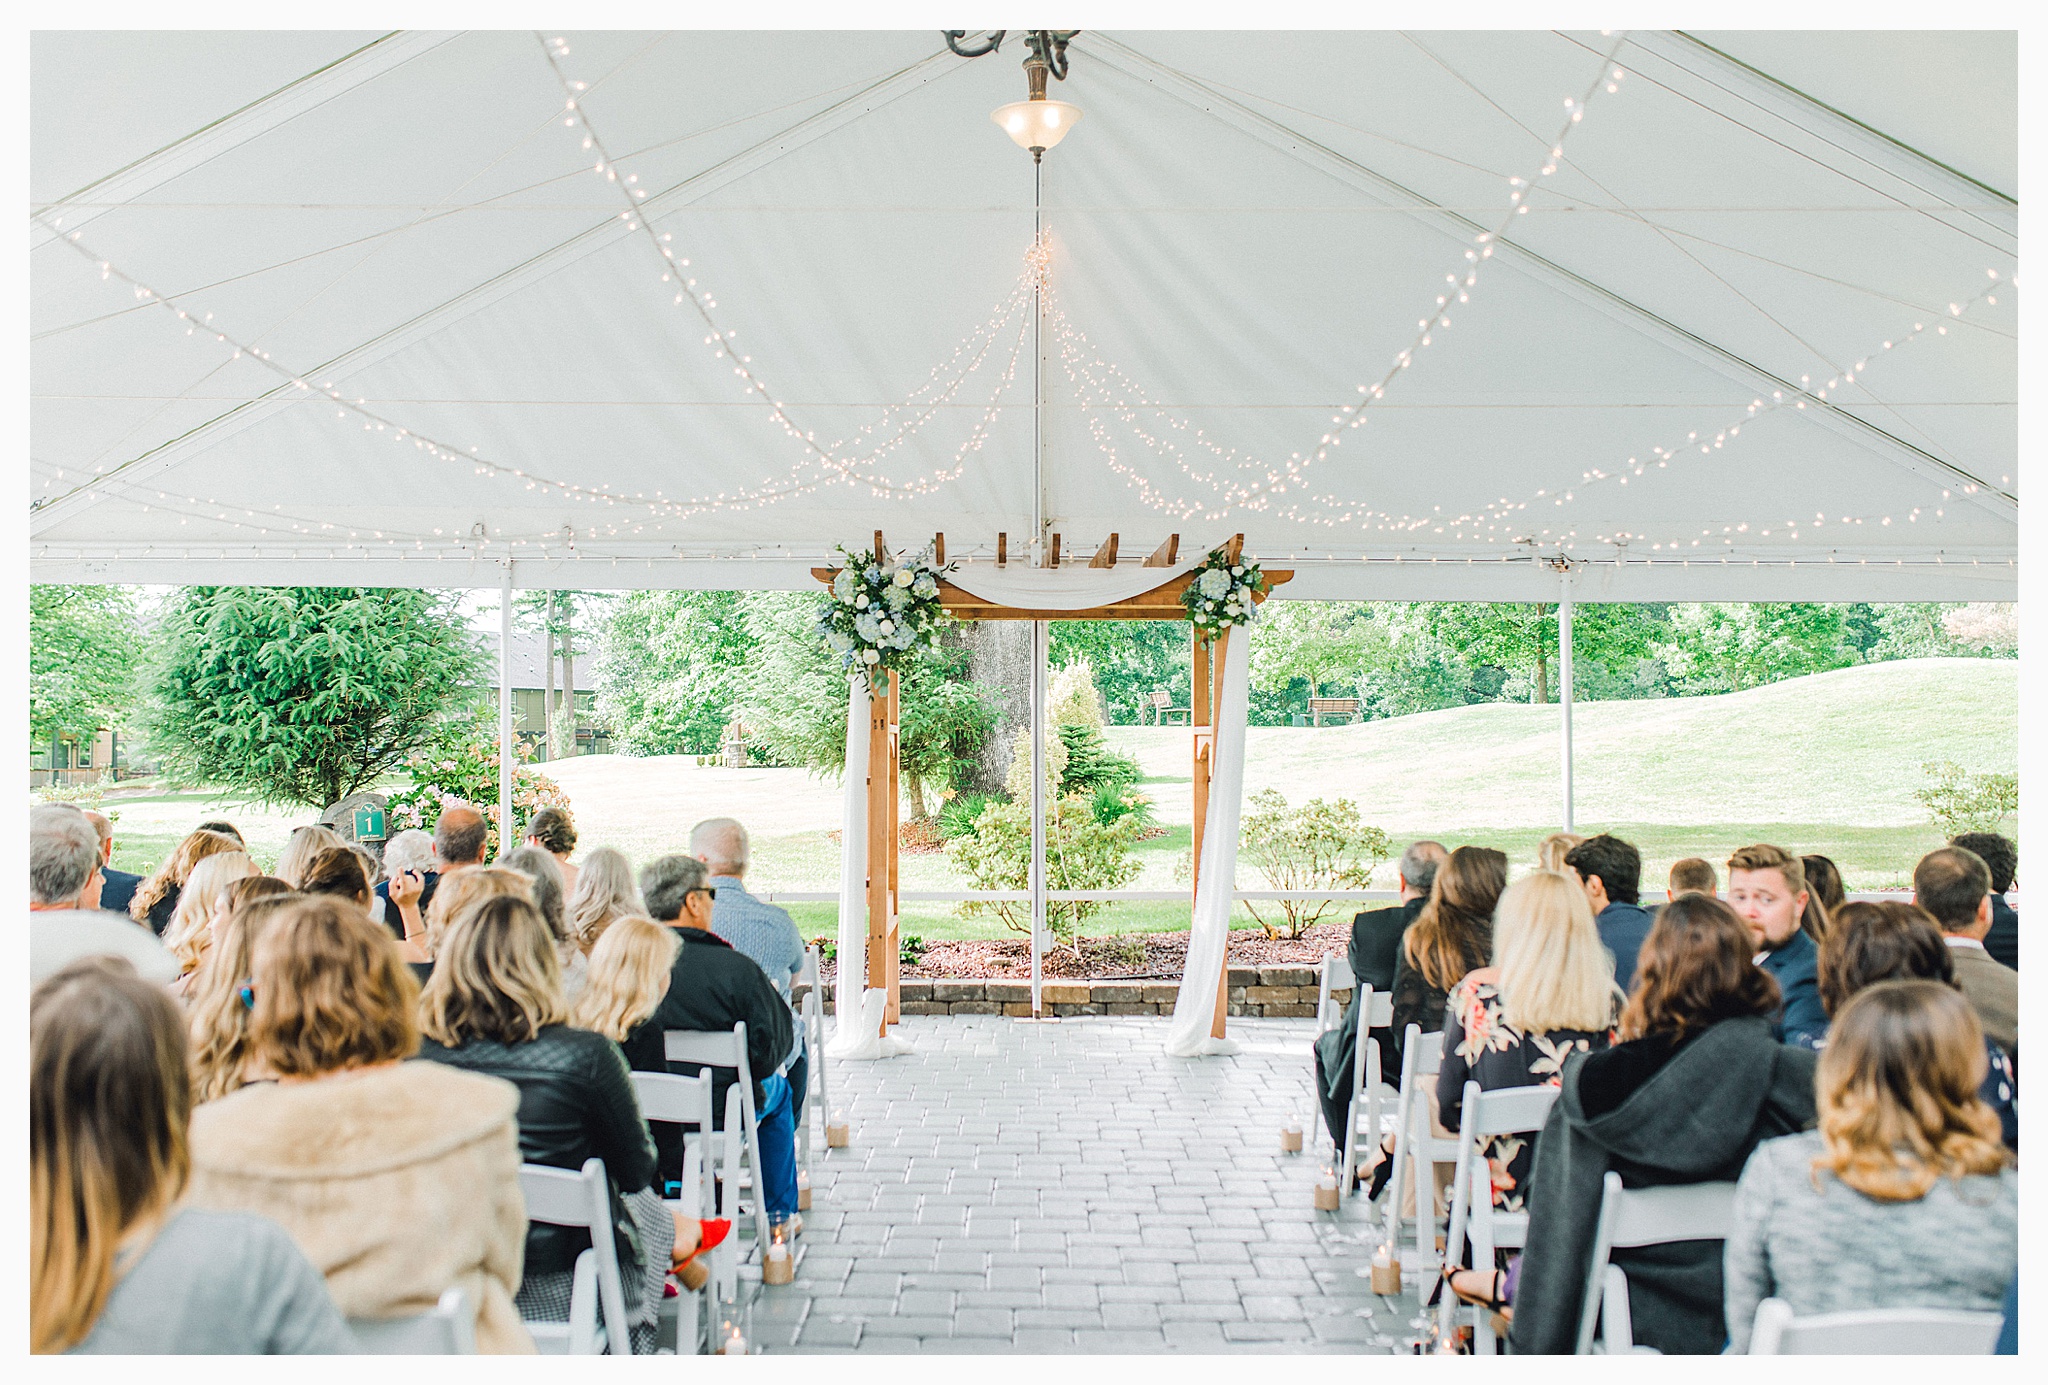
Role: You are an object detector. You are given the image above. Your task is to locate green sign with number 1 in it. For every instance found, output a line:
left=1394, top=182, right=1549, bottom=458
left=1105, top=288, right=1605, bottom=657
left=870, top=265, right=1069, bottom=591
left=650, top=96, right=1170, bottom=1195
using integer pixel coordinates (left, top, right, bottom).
left=353, top=804, right=387, bottom=841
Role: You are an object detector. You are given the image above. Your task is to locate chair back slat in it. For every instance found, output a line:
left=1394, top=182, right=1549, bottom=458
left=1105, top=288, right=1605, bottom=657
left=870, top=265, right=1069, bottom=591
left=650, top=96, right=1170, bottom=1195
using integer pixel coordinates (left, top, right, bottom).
left=1363, top=991, right=1394, bottom=1028
left=520, top=1164, right=600, bottom=1227
left=1750, top=1299, right=2003, bottom=1355
left=348, top=1287, right=476, bottom=1354
left=665, top=1025, right=747, bottom=1068
left=1467, top=1084, right=1559, bottom=1138
left=1412, top=1029, right=1445, bottom=1076
left=1606, top=1179, right=1738, bottom=1247
left=630, top=1070, right=714, bottom=1127
left=1321, top=952, right=1356, bottom=993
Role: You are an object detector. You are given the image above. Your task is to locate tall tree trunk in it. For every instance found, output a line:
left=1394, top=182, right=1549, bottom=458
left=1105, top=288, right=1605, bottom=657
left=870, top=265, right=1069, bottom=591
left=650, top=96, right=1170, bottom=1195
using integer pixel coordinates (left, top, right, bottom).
left=543, top=591, right=558, bottom=760
left=960, top=621, right=1032, bottom=795
left=1532, top=602, right=1549, bottom=705
left=905, top=774, right=930, bottom=822
left=561, top=612, right=577, bottom=757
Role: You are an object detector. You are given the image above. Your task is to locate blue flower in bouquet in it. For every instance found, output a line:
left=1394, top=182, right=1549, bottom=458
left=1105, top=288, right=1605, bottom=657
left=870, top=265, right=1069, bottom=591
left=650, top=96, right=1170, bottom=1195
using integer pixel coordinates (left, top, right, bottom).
left=913, top=573, right=937, bottom=598
left=884, top=584, right=910, bottom=612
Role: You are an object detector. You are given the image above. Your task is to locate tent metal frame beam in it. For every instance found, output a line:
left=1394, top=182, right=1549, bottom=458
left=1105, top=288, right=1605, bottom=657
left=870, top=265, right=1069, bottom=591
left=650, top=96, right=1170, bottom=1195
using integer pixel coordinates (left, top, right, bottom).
left=1080, top=34, right=2016, bottom=523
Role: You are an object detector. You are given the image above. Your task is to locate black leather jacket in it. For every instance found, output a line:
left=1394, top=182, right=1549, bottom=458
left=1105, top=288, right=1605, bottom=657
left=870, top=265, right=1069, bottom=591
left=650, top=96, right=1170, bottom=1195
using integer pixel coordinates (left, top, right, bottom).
left=417, top=1025, right=656, bottom=1279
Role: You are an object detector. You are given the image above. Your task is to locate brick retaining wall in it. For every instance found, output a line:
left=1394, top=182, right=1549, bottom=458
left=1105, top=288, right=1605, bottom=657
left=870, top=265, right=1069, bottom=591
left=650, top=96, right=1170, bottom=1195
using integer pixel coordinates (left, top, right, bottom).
left=795, top=970, right=1347, bottom=1019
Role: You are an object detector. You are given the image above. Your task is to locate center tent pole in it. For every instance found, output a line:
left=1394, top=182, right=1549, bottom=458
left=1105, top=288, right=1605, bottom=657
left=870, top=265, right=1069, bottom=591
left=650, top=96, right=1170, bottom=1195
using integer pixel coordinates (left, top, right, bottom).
left=1558, top=563, right=1575, bottom=832
left=1030, top=618, right=1048, bottom=1016
left=498, top=561, right=515, bottom=859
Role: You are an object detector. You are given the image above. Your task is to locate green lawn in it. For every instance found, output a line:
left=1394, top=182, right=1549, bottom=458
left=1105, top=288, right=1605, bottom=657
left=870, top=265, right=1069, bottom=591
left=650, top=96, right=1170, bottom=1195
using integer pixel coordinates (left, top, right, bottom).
left=90, top=658, right=2012, bottom=936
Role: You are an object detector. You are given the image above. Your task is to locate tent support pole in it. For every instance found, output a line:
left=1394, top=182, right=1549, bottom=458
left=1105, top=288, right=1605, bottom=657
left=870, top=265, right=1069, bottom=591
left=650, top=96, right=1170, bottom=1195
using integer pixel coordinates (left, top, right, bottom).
left=1030, top=618, right=1048, bottom=1016
left=498, top=560, right=515, bottom=859
left=1558, top=563, right=1574, bottom=832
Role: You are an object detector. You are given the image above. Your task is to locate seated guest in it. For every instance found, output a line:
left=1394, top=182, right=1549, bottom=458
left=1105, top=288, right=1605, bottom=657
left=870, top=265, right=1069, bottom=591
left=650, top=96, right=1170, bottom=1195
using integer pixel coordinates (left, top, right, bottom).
left=274, top=824, right=347, bottom=892
left=1537, top=832, right=1585, bottom=874
left=570, top=914, right=682, bottom=1054
left=32, top=958, right=350, bottom=1355
left=29, top=804, right=176, bottom=985
left=1509, top=896, right=1818, bottom=1355
left=1811, top=902, right=2016, bottom=1148
left=1951, top=832, right=2018, bottom=970
left=79, top=810, right=141, bottom=917
left=131, top=827, right=241, bottom=935
left=195, top=818, right=246, bottom=848
left=1436, top=870, right=1623, bottom=1314
left=1723, top=980, right=2016, bottom=1352
left=1313, top=840, right=1447, bottom=1164
left=695, top=817, right=806, bottom=1117
left=435, top=804, right=491, bottom=877
left=1565, top=834, right=1655, bottom=991
left=298, top=845, right=372, bottom=908
left=186, top=897, right=532, bottom=1352
left=187, top=888, right=298, bottom=1103
left=1914, top=846, right=2018, bottom=1063
left=1668, top=857, right=1717, bottom=901
left=162, top=850, right=257, bottom=993
left=567, top=846, right=645, bottom=955
left=371, top=829, right=439, bottom=933
left=1801, top=853, right=1846, bottom=920
left=1389, top=846, right=1507, bottom=1068
left=505, top=844, right=585, bottom=999
left=422, top=865, right=534, bottom=952
left=633, top=854, right=799, bottom=1233
left=1726, top=843, right=1828, bottom=1047
left=418, top=895, right=714, bottom=1353
left=523, top=806, right=581, bottom=897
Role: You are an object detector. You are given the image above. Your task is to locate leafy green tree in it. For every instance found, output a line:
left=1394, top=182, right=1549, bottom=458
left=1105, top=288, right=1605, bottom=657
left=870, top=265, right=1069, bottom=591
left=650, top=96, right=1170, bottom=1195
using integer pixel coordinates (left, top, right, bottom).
left=737, top=592, right=997, bottom=819
left=1249, top=601, right=1389, bottom=702
left=1048, top=620, right=1191, bottom=724
left=945, top=794, right=1143, bottom=946
left=594, top=590, right=753, bottom=756
left=1654, top=603, right=1853, bottom=693
left=143, top=587, right=484, bottom=807
left=30, top=585, right=142, bottom=746
left=1427, top=602, right=1662, bottom=704
left=1238, top=788, right=1393, bottom=939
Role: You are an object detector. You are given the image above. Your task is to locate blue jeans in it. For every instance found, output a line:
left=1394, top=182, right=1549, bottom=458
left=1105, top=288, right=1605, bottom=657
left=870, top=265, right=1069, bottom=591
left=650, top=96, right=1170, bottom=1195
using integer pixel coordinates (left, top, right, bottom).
left=755, top=1073, right=800, bottom=1223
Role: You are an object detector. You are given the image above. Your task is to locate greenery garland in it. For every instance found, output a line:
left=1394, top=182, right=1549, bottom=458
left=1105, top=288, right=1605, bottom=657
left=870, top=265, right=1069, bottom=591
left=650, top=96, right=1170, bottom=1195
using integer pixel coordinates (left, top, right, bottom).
left=1181, top=549, right=1266, bottom=637
left=818, top=544, right=953, bottom=687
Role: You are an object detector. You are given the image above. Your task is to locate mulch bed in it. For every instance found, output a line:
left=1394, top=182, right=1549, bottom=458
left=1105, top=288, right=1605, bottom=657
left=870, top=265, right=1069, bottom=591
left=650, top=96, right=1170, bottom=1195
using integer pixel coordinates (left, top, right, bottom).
left=813, top=916, right=1353, bottom=983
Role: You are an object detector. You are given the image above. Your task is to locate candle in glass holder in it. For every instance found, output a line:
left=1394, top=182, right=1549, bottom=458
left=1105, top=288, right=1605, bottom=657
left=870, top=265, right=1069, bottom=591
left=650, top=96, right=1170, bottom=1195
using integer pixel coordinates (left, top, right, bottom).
left=796, top=1169, right=813, bottom=1210
left=1280, top=1118, right=1303, bottom=1153
left=1313, top=1168, right=1341, bottom=1211
left=825, top=1108, right=850, bottom=1148
left=762, top=1238, right=794, bottom=1286
left=721, top=1325, right=748, bottom=1355
left=1371, top=1244, right=1403, bottom=1294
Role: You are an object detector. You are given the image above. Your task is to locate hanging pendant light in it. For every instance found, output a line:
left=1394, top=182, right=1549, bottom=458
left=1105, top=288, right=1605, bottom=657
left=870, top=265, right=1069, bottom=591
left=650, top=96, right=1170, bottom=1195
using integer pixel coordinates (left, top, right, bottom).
left=947, top=29, right=1083, bottom=163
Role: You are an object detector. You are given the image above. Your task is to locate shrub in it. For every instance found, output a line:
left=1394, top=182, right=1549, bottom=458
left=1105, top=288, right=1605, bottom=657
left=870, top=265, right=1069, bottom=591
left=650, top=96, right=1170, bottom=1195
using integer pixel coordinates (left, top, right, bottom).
left=946, top=793, right=1143, bottom=947
left=1238, top=788, right=1394, bottom=939
left=1917, top=761, right=2018, bottom=840
left=33, top=773, right=114, bottom=811
left=1057, top=722, right=1140, bottom=794
left=1089, top=781, right=1157, bottom=830
left=938, top=790, right=1001, bottom=840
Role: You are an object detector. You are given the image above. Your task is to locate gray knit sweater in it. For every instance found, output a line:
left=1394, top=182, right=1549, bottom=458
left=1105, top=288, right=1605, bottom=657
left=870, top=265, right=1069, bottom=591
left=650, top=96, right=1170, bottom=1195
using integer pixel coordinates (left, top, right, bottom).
left=1723, top=1130, right=2016, bottom=1352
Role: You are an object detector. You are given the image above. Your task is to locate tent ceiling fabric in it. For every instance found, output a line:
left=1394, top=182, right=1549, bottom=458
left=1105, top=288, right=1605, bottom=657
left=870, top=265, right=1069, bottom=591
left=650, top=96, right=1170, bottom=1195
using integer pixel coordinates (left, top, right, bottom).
left=30, top=29, right=2016, bottom=599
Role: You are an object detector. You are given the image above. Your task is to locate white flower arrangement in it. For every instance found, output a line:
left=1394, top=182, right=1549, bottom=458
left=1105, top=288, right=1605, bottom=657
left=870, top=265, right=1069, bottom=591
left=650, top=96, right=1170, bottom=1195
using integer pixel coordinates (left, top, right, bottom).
left=1181, top=548, right=1265, bottom=638
left=818, top=543, right=951, bottom=686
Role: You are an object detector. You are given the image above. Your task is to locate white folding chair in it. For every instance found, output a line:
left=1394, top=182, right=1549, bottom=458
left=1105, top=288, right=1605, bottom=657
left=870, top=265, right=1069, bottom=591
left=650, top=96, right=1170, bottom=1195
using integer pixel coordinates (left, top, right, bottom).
left=630, top=1070, right=719, bottom=1347
left=799, top=944, right=830, bottom=1173
left=1574, top=1171, right=1739, bottom=1354
left=1312, top=958, right=1397, bottom=1199
left=1379, top=1026, right=1460, bottom=1276
left=665, top=1024, right=774, bottom=1256
left=1747, top=1299, right=2003, bottom=1355
left=519, top=1158, right=633, bottom=1355
left=1438, top=1080, right=1560, bottom=1354
left=348, top=1286, right=477, bottom=1354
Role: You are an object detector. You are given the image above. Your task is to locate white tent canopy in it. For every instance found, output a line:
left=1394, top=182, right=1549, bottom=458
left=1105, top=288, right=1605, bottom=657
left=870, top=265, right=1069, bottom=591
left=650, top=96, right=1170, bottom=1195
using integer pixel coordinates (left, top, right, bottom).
left=31, top=29, right=2016, bottom=600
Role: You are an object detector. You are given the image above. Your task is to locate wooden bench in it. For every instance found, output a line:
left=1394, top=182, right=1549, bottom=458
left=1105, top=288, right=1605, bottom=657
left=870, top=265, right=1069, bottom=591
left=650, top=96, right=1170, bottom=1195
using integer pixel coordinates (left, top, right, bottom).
left=1146, top=689, right=1190, bottom=726
left=1309, top=697, right=1362, bottom=726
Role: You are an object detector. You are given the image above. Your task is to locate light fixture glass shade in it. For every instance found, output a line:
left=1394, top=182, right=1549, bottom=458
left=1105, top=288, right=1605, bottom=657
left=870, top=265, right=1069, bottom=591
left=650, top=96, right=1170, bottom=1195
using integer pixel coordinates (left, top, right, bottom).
left=991, top=98, right=1082, bottom=152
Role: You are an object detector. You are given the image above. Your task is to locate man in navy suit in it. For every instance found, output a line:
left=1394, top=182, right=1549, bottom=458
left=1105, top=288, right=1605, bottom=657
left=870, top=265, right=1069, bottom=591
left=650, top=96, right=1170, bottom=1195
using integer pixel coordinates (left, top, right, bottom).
left=80, top=810, right=141, bottom=917
left=1727, top=843, right=1827, bottom=1047
left=1953, top=832, right=2019, bottom=971
left=1565, top=833, right=1655, bottom=992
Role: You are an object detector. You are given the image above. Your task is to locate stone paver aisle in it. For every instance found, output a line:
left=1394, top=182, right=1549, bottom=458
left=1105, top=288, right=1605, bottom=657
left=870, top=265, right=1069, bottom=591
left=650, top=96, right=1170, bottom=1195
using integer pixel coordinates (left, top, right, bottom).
left=753, top=1015, right=1429, bottom=1354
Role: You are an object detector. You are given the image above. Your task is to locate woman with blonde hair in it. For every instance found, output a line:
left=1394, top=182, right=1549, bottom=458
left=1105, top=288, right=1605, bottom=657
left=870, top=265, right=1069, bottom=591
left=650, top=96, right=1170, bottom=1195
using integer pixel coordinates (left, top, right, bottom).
left=416, top=864, right=534, bottom=957
left=130, top=828, right=242, bottom=936
left=274, top=824, right=348, bottom=890
left=566, top=845, right=644, bottom=954
left=162, top=850, right=258, bottom=988
left=1723, top=980, right=2015, bottom=1350
left=186, top=896, right=532, bottom=1351
left=1432, top=870, right=1623, bottom=1313
left=33, top=957, right=349, bottom=1353
left=1536, top=832, right=1585, bottom=874
left=418, top=895, right=722, bottom=1352
left=185, top=888, right=297, bottom=1104
left=570, top=915, right=681, bottom=1050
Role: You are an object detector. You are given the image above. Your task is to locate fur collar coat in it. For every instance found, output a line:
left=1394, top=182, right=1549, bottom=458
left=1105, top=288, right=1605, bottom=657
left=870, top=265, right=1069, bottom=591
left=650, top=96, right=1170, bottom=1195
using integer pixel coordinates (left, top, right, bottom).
left=188, top=1058, right=534, bottom=1353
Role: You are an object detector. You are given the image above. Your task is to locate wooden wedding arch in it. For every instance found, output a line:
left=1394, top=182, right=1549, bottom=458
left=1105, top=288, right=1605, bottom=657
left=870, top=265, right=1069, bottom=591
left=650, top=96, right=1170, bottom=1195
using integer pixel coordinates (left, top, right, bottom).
left=815, top=531, right=1291, bottom=1038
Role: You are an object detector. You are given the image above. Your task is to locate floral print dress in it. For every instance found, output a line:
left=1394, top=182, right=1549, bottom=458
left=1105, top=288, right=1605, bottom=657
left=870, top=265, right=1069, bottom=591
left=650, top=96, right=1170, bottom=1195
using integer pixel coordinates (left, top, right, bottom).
left=1435, top=976, right=1617, bottom=1212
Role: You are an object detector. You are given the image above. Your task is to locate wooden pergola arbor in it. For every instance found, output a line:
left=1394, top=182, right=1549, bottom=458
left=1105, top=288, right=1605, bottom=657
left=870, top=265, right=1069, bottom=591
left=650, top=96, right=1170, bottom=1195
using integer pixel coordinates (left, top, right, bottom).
left=815, top=531, right=1291, bottom=1037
